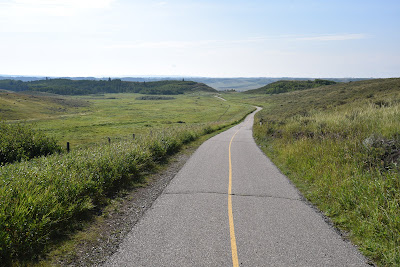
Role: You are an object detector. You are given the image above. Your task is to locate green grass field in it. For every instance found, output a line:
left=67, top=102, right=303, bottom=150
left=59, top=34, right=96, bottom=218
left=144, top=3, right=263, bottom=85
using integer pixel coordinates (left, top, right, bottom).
left=225, top=78, right=400, bottom=266
left=1, top=91, right=249, bottom=148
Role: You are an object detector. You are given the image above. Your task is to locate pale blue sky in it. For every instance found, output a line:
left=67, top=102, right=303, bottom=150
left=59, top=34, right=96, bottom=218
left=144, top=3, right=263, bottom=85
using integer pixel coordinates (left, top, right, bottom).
left=0, top=0, right=399, bottom=77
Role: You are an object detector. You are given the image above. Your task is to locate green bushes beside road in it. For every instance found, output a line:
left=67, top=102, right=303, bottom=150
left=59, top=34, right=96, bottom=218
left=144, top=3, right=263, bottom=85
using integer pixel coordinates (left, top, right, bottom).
left=0, top=122, right=61, bottom=165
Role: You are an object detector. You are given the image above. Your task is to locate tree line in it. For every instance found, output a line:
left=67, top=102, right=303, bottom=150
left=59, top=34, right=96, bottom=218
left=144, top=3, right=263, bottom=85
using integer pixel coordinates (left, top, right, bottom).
left=0, top=79, right=216, bottom=95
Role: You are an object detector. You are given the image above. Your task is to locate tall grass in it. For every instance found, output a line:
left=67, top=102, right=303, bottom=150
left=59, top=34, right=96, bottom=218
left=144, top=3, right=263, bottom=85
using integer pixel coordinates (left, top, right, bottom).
left=253, top=94, right=400, bottom=266
left=0, top=122, right=61, bottom=165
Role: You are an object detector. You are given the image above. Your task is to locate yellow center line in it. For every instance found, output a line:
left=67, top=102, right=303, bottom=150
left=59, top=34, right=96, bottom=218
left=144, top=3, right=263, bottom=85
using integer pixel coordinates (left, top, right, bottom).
left=229, top=128, right=240, bottom=267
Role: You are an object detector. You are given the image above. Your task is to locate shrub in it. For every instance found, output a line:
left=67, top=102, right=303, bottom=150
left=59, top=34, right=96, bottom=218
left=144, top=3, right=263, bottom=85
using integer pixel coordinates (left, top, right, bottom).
left=362, top=134, right=400, bottom=171
left=136, top=95, right=176, bottom=100
left=0, top=122, right=62, bottom=165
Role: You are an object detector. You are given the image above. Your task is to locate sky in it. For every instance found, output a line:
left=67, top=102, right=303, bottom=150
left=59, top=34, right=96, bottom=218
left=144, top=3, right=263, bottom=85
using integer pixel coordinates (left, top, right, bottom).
left=0, top=0, right=399, bottom=78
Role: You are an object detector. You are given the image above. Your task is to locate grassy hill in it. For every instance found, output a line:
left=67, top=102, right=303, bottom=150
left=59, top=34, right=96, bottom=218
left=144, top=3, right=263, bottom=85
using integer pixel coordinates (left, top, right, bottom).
left=245, top=79, right=337, bottom=94
left=0, top=79, right=217, bottom=95
left=0, top=90, right=89, bottom=121
left=244, top=78, right=400, bottom=119
left=226, top=78, right=400, bottom=266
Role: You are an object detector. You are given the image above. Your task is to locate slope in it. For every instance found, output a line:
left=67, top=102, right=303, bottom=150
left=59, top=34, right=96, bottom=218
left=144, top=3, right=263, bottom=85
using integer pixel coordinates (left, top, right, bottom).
left=245, top=79, right=336, bottom=94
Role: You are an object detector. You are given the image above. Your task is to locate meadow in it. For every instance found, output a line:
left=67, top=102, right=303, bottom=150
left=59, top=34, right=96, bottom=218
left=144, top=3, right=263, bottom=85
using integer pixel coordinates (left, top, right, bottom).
left=1, top=91, right=248, bottom=148
left=0, top=89, right=254, bottom=263
left=225, top=78, right=400, bottom=266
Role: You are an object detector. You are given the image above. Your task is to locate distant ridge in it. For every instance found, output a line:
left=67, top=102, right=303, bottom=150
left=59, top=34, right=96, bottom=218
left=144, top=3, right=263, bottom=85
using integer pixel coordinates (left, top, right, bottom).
left=0, top=76, right=371, bottom=91
left=0, top=79, right=216, bottom=95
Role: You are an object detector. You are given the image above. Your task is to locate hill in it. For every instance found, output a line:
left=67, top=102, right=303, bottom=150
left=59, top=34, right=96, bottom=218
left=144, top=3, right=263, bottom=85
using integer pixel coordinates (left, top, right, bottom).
left=0, top=79, right=217, bottom=95
left=247, top=78, right=400, bottom=119
left=245, top=79, right=337, bottom=94
left=0, top=90, right=89, bottom=121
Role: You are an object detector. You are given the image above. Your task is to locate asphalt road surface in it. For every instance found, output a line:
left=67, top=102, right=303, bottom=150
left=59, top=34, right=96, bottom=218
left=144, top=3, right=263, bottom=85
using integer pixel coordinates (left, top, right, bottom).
left=104, top=108, right=370, bottom=266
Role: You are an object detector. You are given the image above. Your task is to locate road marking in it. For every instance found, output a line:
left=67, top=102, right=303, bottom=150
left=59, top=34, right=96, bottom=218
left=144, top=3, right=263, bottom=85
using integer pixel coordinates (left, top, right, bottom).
left=229, top=128, right=240, bottom=267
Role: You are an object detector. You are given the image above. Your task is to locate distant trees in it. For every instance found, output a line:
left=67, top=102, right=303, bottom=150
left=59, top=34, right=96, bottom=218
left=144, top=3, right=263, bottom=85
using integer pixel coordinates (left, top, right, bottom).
left=0, top=79, right=217, bottom=95
left=0, top=80, right=29, bottom=91
left=136, top=95, right=176, bottom=100
left=246, top=79, right=337, bottom=94
left=314, top=79, right=336, bottom=86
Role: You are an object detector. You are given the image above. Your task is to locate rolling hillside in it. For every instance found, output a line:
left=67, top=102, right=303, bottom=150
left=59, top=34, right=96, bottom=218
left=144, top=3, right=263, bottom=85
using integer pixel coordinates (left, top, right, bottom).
left=246, top=78, right=400, bottom=119
left=0, top=90, right=89, bottom=120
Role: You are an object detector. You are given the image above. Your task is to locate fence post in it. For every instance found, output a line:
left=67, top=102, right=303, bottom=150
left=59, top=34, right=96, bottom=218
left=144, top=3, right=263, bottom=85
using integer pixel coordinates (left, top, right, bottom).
left=67, top=142, right=70, bottom=153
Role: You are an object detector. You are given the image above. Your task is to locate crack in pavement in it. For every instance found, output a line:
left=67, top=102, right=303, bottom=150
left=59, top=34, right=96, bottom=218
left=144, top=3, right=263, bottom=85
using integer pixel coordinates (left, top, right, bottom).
left=164, top=191, right=300, bottom=201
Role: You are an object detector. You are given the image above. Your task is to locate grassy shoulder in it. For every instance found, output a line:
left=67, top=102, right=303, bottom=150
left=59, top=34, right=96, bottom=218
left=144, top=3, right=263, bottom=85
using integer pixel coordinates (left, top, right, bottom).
left=228, top=78, right=400, bottom=266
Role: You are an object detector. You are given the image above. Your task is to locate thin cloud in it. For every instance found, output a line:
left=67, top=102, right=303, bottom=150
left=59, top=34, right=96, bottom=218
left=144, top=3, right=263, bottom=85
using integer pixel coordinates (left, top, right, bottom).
left=244, top=34, right=369, bottom=42
left=0, top=0, right=115, bottom=17
left=154, top=1, right=168, bottom=6
left=296, top=33, right=369, bottom=41
left=106, top=40, right=219, bottom=49
left=105, top=37, right=284, bottom=50
left=105, top=37, right=292, bottom=50
left=13, top=0, right=115, bottom=8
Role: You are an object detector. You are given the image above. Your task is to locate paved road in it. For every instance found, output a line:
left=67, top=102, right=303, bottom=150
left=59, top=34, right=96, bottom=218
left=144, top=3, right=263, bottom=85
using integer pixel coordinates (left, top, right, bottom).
left=104, top=109, right=370, bottom=266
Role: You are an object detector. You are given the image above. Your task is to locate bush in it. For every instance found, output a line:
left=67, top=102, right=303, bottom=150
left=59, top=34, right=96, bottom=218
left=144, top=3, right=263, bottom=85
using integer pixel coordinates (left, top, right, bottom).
left=136, top=95, right=176, bottom=100
left=0, top=122, right=62, bottom=165
left=362, top=134, right=400, bottom=171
